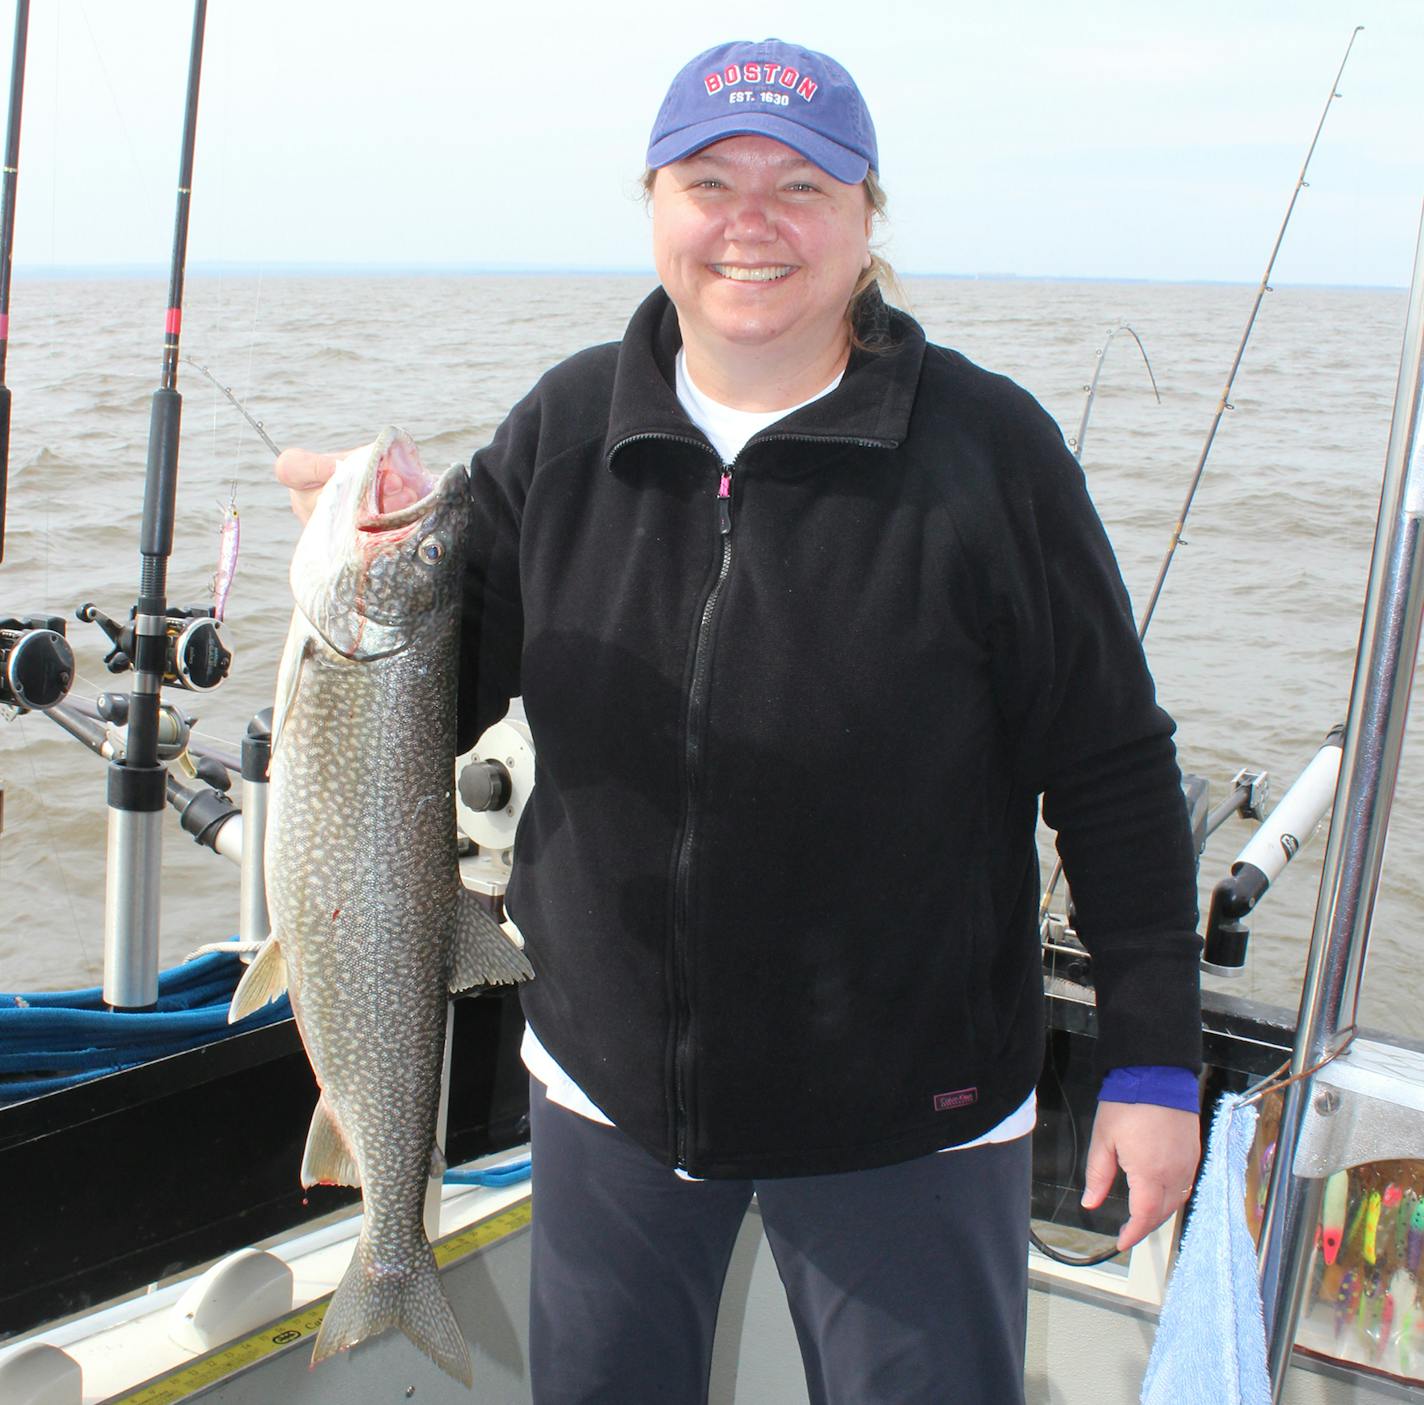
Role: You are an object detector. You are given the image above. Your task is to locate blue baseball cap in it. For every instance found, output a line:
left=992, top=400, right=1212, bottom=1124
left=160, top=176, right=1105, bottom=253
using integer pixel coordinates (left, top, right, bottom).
left=646, top=39, right=878, bottom=185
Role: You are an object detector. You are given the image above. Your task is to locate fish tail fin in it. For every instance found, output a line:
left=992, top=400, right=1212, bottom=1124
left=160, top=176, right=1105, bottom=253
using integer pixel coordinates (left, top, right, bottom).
left=450, top=889, right=534, bottom=993
left=313, top=1237, right=472, bottom=1387
left=228, top=935, right=288, bottom=1022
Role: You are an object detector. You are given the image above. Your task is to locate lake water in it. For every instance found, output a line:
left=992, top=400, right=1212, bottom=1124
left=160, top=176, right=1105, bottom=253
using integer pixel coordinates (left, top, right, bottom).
left=0, top=271, right=1418, bottom=1038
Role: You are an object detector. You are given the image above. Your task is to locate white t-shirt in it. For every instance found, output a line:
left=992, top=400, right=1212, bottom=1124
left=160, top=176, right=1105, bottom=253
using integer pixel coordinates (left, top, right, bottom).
left=521, top=349, right=1036, bottom=1153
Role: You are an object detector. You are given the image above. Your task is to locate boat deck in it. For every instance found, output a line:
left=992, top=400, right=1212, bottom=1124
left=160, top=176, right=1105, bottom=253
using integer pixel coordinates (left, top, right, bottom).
left=7, top=1148, right=1421, bottom=1405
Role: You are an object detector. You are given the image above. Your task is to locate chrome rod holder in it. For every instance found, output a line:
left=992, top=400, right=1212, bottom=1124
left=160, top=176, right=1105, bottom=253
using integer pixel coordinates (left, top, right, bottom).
left=239, top=712, right=271, bottom=946
left=103, top=802, right=163, bottom=1008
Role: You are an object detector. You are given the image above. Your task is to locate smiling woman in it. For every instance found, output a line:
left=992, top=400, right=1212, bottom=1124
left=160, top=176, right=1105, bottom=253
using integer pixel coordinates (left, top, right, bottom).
left=648, top=136, right=874, bottom=408
left=639, top=160, right=894, bottom=362
left=276, top=35, right=1205, bottom=1405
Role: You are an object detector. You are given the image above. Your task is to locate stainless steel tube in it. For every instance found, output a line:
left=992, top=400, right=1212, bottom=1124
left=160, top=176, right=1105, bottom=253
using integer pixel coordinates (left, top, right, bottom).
left=238, top=713, right=271, bottom=946
left=239, top=773, right=269, bottom=945
left=1258, top=200, right=1424, bottom=1399
left=103, top=805, right=163, bottom=1008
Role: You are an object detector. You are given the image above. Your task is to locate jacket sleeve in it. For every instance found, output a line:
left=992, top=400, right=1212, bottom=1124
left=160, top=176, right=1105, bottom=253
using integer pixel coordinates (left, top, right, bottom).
left=456, top=395, right=533, bottom=756
left=986, top=393, right=1203, bottom=1078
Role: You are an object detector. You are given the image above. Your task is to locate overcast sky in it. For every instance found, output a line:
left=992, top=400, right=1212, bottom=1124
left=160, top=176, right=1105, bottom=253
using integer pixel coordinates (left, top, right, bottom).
left=5, top=0, right=1423, bottom=286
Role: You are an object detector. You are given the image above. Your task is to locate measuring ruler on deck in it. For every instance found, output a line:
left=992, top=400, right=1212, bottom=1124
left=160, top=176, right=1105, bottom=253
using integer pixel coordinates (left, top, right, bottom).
left=105, top=1197, right=533, bottom=1404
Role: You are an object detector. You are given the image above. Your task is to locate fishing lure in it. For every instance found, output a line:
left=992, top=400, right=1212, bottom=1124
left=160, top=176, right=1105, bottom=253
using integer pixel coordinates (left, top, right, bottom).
left=1375, top=1286, right=1395, bottom=1362
left=1401, top=1190, right=1424, bottom=1281
left=1359, top=1270, right=1385, bottom=1353
left=1380, top=1184, right=1403, bottom=1265
left=1397, top=1188, right=1416, bottom=1262
left=211, top=486, right=239, bottom=622
left=1335, top=1270, right=1360, bottom=1340
left=1364, top=1189, right=1384, bottom=1265
left=1257, top=1138, right=1277, bottom=1214
left=1345, top=1175, right=1371, bottom=1255
left=1409, top=1196, right=1424, bottom=1275
left=1322, top=1170, right=1349, bottom=1265
left=1401, top=1279, right=1424, bottom=1377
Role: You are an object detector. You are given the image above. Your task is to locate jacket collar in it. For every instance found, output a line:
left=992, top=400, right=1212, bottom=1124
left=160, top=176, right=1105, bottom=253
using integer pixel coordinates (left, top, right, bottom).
left=605, top=285, right=926, bottom=467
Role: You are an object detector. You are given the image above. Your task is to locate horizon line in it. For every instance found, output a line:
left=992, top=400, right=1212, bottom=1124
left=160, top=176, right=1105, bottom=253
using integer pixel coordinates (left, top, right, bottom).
left=7, top=261, right=1408, bottom=294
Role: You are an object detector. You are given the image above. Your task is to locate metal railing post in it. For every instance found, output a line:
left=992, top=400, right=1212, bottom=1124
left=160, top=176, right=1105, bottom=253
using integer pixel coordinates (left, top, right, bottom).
left=1257, top=199, right=1424, bottom=1399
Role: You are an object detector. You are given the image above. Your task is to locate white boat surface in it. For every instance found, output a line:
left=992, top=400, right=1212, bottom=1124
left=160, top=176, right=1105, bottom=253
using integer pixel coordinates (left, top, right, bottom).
left=4, top=1149, right=1421, bottom=1404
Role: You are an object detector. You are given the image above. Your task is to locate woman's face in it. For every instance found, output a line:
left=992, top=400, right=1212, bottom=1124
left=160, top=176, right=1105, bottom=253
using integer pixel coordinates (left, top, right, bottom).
left=651, top=135, right=872, bottom=369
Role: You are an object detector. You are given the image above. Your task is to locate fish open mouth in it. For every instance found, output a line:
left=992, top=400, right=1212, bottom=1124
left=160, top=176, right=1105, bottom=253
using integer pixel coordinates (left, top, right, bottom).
left=357, top=431, right=439, bottom=535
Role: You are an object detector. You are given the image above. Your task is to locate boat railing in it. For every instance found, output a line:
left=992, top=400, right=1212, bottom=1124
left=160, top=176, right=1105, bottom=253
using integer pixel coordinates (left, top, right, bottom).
left=1256, top=196, right=1424, bottom=1400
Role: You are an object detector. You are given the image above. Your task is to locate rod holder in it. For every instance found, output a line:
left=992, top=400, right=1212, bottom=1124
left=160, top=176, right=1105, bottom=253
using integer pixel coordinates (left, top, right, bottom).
left=240, top=709, right=272, bottom=946
left=103, top=764, right=165, bottom=1009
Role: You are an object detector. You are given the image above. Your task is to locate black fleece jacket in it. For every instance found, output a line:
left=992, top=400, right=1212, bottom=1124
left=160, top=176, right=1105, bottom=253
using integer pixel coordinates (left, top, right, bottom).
left=458, top=287, right=1202, bottom=1179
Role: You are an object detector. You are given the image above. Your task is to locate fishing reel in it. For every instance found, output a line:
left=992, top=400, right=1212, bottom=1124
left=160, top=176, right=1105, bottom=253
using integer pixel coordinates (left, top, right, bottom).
left=78, top=602, right=232, bottom=692
left=92, top=690, right=206, bottom=767
left=0, top=614, right=76, bottom=712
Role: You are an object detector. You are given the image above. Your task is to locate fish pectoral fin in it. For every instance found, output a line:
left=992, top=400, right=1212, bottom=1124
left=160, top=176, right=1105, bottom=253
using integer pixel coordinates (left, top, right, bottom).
left=269, top=630, right=314, bottom=757
left=227, top=935, right=290, bottom=1023
left=186, top=939, right=266, bottom=962
left=450, top=888, right=535, bottom=993
left=301, top=1094, right=362, bottom=1189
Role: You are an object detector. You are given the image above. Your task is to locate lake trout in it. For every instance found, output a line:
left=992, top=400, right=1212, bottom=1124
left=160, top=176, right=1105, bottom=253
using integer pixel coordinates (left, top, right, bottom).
left=230, top=427, right=532, bottom=1385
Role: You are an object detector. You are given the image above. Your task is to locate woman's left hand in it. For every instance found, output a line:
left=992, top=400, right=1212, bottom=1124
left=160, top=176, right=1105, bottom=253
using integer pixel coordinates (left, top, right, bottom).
left=1080, top=1102, right=1201, bottom=1252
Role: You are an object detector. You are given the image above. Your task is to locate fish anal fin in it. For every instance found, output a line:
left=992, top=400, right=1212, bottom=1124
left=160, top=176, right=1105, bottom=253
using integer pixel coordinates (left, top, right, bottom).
left=301, top=1093, right=361, bottom=1189
left=228, top=936, right=289, bottom=1023
left=450, top=889, right=534, bottom=993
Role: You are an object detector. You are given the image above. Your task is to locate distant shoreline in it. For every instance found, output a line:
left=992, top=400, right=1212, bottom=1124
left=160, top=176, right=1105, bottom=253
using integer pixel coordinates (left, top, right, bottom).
left=8, top=262, right=1408, bottom=294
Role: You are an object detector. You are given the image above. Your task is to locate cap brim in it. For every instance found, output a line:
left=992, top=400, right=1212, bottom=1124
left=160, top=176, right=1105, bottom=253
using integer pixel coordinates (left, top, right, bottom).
left=647, top=113, right=869, bottom=185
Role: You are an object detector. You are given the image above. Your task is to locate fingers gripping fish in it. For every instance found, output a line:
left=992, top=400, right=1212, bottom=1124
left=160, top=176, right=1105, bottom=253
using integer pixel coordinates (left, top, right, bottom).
left=229, top=427, right=532, bottom=1386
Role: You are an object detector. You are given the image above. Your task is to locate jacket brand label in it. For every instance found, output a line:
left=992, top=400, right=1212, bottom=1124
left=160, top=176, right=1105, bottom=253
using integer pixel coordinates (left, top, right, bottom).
left=933, top=1087, right=978, bottom=1112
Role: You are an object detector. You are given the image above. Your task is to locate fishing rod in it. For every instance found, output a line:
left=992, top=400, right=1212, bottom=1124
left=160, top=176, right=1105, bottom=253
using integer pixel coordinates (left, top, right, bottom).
left=1069, top=322, right=1160, bottom=465
left=0, top=0, right=73, bottom=719
left=0, top=0, right=26, bottom=565
left=1137, top=24, right=1363, bottom=637
left=183, top=354, right=281, bottom=457
left=103, top=0, right=212, bottom=1011
left=1038, top=26, right=1364, bottom=929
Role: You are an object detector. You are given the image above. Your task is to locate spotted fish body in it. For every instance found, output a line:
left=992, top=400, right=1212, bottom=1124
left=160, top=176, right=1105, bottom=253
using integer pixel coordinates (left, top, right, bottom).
left=231, top=427, right=532, bottom=1385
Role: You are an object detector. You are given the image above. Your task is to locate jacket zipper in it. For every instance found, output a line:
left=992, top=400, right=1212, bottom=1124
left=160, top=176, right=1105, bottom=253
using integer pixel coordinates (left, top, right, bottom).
left=672, top=463, right=734, bottom=1168
left=608, top=426, right=895, bottom=1171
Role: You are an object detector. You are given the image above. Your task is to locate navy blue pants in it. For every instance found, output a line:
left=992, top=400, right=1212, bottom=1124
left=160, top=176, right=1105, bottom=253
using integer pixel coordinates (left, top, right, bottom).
left=528, top=1081, right=1030, bottom=1404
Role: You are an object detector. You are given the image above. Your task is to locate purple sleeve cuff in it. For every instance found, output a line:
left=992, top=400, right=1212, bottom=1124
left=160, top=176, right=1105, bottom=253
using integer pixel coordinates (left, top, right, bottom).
left=1099, top=1065, right=1200, bottom=1113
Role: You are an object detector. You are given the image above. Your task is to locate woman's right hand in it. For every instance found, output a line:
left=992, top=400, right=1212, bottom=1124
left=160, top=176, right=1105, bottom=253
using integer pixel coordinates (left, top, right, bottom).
left=274, top=447, right=342, bottom=525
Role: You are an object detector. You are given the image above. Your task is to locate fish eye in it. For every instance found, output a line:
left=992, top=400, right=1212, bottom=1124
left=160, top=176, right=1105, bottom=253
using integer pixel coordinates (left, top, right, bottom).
left=417, top=537, right=444, bottom=565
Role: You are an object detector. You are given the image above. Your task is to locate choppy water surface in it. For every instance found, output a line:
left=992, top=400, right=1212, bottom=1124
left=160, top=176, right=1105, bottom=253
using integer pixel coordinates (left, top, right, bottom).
left=0, top=272, right=1417, bottom=1037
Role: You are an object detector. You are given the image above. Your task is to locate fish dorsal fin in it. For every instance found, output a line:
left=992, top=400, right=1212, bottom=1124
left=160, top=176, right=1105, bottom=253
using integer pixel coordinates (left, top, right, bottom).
left=228, top=935, right=289, bottom=1023
left=450, top=889, right=534, bottom=993
left=301, top=1093, right=362, bottom=1189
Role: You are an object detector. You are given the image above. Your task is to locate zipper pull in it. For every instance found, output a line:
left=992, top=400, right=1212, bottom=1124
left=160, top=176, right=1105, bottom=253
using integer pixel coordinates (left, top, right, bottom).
left=717, top=469, right=732, bottom=535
